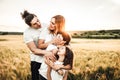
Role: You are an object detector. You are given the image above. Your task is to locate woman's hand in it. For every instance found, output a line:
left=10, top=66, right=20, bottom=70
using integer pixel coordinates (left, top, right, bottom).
left=52, top=37, right=65, bottom=46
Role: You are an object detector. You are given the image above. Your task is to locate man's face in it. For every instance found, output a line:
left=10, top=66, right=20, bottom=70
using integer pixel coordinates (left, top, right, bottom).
left=30, top=17, right=41, bottom=29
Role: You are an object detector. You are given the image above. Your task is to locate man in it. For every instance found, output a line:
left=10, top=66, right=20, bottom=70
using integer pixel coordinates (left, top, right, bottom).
left=21, top=10, right=56, bottom=80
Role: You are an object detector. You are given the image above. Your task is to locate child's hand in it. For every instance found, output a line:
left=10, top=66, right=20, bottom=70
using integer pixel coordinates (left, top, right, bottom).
left=57, top=69, right=64, bottom=76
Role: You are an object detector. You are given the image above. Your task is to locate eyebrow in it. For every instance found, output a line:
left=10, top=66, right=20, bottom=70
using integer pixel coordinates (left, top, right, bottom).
left=33, top=23, right=37, bottom=25
left=50, top=21, right=55, bottom=25
left=33, top=19, right=39, bottom=25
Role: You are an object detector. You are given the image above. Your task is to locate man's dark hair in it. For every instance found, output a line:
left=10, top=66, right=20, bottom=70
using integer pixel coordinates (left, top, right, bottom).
left=21, top=10, right=36, bottom=26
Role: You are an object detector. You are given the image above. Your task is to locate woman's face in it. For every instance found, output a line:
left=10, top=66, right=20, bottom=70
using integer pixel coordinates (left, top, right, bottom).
left=57, top=46, right=66, bottom=56
left=49, top=18, right=56, bottom=31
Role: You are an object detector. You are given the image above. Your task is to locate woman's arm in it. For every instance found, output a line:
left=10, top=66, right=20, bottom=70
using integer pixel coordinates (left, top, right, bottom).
left=51, top=64, right=71, bottom=71
left=60, top=64, right=72, bottom=70
left=45, top=57, right=71, bottom=70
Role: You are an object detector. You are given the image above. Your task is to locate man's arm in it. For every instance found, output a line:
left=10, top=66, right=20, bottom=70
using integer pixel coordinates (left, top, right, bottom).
left=38, top=37, right=64, bottom=49
left=27, top=41, right=52, bottom=55
left=38, top=39, right=53, bottom=49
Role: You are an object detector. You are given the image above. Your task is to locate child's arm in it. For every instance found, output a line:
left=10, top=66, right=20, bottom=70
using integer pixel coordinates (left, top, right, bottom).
left=47, top=66, right=52, bottom=80
left=63, top=71, right=68, bottom=80
left=45, top=56, right=52, bottom=80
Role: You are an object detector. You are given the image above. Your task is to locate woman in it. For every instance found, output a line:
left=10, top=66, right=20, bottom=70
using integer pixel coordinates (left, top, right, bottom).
left=38, top=15, right=72, bottom=80
left=38, top=15, right=66, bottom=49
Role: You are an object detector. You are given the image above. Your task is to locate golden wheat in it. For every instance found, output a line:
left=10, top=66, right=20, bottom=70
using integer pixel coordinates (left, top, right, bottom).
left=0, top=35, right=120, bottom=80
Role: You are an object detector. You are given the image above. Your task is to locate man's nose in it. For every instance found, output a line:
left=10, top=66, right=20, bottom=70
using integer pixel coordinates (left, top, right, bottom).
left=37, top=22, right=40, bottom=25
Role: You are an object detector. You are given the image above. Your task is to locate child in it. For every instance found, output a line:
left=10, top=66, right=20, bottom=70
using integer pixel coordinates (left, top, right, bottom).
left=45, top=45, right=74, bottom=80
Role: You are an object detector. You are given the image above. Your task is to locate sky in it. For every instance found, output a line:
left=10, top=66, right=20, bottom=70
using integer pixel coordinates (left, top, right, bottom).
left=0, top=0, right=120, bottom=32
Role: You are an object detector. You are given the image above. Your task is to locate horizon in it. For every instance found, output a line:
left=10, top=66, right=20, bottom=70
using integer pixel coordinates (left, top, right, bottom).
left=0, top=25, right=120, bottom=33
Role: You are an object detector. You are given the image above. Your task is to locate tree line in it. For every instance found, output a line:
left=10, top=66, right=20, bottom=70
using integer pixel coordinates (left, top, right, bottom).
left=70, top=29, right=120, bottom=39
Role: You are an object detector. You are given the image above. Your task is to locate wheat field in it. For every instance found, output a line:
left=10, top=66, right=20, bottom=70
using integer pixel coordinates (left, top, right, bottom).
left=0, top=35, right=120, bottom=80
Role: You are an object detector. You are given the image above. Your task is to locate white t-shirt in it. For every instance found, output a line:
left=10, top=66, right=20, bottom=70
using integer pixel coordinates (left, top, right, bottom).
left=23, top=23, right=48, bottom=63
left=38, top=26, right=56, bottom=43
left=51, top=61, right=66, bottom=80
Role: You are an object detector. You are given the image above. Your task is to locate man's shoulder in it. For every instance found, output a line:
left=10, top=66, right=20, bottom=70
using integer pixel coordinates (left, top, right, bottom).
left=23, top=27, right=35, bottom=36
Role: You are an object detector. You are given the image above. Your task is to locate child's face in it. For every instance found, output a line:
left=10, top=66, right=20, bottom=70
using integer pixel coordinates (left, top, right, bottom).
left=57, top=34, right=63, bottom=40
left=57, top=46, right=66, bottom=56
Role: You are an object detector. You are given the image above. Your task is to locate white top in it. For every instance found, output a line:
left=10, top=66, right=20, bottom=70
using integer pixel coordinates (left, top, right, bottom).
left=51, top=61, right=66, bottom=80
left=39, top=26, right=56, bottom=43
left=23, top=23, right=48, bottom=63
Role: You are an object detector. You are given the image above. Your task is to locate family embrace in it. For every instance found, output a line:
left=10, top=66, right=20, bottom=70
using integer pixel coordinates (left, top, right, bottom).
left=21, top=10, right=74, bottom=80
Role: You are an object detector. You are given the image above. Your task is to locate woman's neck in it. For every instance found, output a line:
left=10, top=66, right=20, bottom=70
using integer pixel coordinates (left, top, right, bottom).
left=58, top=56, right=65, bottom=62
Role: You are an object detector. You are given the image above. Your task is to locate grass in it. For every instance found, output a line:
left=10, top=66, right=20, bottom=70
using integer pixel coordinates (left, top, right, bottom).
left=0, top=35, right=120, bottom=80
